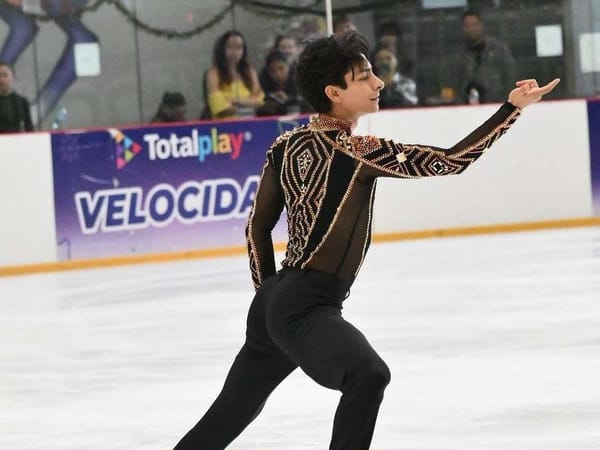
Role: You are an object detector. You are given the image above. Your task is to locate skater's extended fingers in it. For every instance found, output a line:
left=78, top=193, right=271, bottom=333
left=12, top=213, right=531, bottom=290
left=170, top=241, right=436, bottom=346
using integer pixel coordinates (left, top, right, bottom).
left=515, top=79, right=538, bottom=88
left=537, top=78, right=560, bottom=95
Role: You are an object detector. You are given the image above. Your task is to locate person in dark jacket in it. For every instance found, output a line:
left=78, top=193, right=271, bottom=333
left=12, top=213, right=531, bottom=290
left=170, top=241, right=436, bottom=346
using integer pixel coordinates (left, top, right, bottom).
left=452, top=9, right=518, bottom=104
left=0, top=61, right=33, bottom=133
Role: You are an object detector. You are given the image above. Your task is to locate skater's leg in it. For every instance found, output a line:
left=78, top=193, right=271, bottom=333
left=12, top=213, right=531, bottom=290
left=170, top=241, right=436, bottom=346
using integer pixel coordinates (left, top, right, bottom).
left=174, top=339, right=296, bottom=449
left=266, top=269, right=390, bottom=450
left=175, top=275, right=297, bottom=450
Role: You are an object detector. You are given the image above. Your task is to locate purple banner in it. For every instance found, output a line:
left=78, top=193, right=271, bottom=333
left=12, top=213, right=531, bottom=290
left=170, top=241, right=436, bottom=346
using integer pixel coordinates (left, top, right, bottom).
left=589, top=100, right=600, bottom=216
left=51, top=116, right=308, bottom=261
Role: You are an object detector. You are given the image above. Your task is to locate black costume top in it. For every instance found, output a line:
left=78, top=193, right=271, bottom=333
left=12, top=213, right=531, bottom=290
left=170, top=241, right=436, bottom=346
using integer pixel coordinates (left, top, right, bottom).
left=246, top=102, right=521, bottom=289
left=0, top=92, right=33, bottom=133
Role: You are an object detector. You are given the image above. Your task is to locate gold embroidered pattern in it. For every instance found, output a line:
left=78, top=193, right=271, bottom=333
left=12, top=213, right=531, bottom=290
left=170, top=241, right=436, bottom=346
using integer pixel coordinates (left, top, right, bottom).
left=333, top=107, right=522, bottom=178
left=297, top=149, right=313, bottom=184
left=309, top=114, right=353, bottom=134
left=246, top=154, right=273, bottom=288
left=281, top=133, right=332, bottom=266
left=246, top=105, right=521, bottom=287
left=350, top=135, right=382, bottom=156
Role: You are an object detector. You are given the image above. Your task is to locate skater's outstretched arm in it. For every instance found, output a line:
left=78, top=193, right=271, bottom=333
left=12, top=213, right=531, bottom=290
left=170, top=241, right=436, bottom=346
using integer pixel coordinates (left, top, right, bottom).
left=346, top=78, right=560, bottom=179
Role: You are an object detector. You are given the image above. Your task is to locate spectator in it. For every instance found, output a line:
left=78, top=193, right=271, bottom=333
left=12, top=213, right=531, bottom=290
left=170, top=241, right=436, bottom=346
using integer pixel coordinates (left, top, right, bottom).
left=259, top=34, right=299, bottom=96
left=452, top=9, right=517, bottom=104
left=257, top=50, right=311, bottom=116
left=151, top=92, right=187, bottom=123
left=273, top=34, right=299, bottom=65
left=0, top=61, right=33, bottom=133
left=205, top=30, right=264, bottom=119
left=376, top=21, right=401, bottom=56
left=374, top=21, right=415, bottom=88
left=372, top=46, right=418, bottom=108
left=333, top=14, right=357, bottom=35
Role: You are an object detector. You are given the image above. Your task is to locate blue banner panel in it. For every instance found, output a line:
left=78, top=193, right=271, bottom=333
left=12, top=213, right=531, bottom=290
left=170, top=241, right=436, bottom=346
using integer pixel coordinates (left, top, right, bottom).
left=51, top=117, right=308, bottom=261
left=588, top=100, right=600, bottom=216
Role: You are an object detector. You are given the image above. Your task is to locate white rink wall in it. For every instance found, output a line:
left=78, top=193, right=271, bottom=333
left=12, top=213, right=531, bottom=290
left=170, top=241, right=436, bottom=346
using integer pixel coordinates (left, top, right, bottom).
left=0, top=133, right=57, bottom=266
left=366, top=100, right=593, bottom=232
left=0, top=100, right=594, bottom=268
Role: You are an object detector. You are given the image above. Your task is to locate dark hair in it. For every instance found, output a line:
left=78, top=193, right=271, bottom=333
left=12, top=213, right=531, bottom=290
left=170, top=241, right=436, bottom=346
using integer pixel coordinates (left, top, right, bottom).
left=296, top=31, right=369, bottom=113
left=161, top=91, right=185, bottom=107
left=265, top=50, right=288, bottom=68
left=262, top=50, right=296, bottom=96
left=152, top=91, right=186, bottom=122
left=461, top=8, right=481, bottom=21
left=213, top=30, right=252, bottom=91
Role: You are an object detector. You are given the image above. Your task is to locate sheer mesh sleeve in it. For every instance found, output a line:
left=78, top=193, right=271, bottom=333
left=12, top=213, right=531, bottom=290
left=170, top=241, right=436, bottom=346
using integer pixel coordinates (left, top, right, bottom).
left=246, top=148, right=285, bottom=289
left=351, top=102, right=521, bottom=179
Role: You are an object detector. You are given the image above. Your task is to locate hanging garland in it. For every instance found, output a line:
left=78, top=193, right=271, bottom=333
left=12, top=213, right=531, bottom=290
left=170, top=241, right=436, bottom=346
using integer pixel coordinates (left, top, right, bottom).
left=238, top=0, right=409, bottom=18
left=0, top=0, right=233, bottom=39
left=238, top=0, right=324, bottom=19
left=0, top=0, right=403, bottom=37
left=110, top=1, right=233, bottom=39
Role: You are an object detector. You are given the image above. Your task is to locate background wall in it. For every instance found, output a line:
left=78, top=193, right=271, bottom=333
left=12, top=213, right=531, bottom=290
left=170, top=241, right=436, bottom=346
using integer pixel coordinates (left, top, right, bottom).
left=369, top=100, right=592, bottom=232
left=0, top=132, right=56, bottom=266
left=0, top=100, right=596, bottom=270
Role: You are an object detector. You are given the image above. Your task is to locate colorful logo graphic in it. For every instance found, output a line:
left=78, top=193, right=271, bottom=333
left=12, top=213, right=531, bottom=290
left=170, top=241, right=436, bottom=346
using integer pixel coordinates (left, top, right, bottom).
left=143, top=127, right=251, bottom=163
left=108, top=128, right=142, bottom=170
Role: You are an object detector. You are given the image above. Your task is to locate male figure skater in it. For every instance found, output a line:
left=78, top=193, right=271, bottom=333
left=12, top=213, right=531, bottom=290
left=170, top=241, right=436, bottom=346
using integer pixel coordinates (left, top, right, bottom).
left=174, top=31, right=559, bottom=450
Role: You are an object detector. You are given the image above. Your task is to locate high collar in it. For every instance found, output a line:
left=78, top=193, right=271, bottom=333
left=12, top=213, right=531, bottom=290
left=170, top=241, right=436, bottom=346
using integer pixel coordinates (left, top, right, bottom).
left=309, top=114, right=354, bottom=134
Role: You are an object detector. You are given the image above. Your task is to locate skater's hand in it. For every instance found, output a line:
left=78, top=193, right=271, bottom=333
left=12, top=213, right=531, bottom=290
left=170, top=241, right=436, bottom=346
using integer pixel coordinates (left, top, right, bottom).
left=507, top=78, right=560, bottom=109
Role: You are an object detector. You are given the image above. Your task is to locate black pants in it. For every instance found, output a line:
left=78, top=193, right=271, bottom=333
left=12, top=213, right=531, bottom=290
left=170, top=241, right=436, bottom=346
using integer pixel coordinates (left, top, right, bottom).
left=174, top=268, right=391, bottom=450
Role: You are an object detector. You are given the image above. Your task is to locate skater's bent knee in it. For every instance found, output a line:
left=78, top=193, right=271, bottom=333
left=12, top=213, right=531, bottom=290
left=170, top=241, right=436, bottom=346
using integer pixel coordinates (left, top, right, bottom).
left=346, top=360, right=391, bottom=392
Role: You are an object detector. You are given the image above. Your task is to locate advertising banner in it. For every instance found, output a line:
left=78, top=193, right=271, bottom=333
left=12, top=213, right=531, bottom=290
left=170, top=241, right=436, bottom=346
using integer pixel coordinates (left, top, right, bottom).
left=589, top=100, right=600, bottom=215
left=51, top=116, right=308, bottom=261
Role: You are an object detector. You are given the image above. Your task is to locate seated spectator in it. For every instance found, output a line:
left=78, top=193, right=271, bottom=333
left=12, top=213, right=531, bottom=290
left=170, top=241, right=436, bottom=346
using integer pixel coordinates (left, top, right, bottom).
left=372, top=46, right=418, bottom=108
left=205, top=30, right=264, bottom=119
left=376, top=21, right=401, bottom=56
left=375, top=21, right=415, bottom=83
left=151, top=91, right=187, bottom=123
left=259, top=34, right=299, bottom=97
left=257, top=50, right=311, bottom=116
left=0, top=61, right=33, bottom=133
left=273, top=34, right=299, bottom=65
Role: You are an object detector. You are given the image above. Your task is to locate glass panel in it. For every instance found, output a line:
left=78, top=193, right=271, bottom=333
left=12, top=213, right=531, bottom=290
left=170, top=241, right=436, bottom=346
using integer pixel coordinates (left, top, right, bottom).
left=2, top=0, right=599, bottom=131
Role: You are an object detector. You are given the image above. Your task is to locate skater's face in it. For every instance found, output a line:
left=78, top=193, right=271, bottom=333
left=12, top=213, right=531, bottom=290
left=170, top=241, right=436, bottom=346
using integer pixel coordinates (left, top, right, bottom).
left=326, top=54, right=384, bottom=121
left=0, top=64, right=14, bottom=95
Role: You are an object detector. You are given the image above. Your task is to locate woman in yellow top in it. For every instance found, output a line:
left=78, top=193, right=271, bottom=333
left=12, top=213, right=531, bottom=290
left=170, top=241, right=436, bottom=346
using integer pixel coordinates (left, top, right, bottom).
left=206, top=30, right=264, bottom=119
